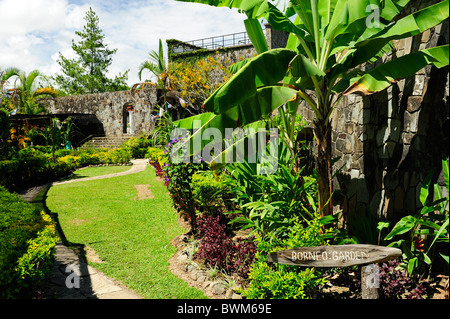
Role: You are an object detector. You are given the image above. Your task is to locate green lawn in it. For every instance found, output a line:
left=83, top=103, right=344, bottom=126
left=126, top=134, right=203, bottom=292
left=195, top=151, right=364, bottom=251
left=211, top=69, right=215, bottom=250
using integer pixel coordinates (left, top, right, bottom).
left=69, top=165, right=131, bottom=179
left=45, top=165, right=206, bottom=299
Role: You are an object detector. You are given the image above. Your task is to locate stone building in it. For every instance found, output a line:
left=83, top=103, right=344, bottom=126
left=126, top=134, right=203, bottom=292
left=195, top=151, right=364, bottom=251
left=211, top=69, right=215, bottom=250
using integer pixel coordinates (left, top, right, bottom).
left=47, top=88, right=157, bottom=138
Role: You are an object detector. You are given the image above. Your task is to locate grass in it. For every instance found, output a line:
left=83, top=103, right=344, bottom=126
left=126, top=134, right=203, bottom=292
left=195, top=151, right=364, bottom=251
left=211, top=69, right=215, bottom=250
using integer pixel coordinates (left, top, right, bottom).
left=45, top=165, right=206, bottom=299
left=69, top=165, right=131, bottom=180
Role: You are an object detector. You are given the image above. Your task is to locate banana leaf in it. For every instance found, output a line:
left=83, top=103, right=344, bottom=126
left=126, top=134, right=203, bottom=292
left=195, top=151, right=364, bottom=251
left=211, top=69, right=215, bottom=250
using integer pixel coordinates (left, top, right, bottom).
left=347, top=0, right=449, bottom=68
left=173, top=85, right=297, bottom=159
left=204, top=48, right=296, bottom=114
left=244, top=18, right=268, bottom=54
left=342, top=45, right=449, bottom=95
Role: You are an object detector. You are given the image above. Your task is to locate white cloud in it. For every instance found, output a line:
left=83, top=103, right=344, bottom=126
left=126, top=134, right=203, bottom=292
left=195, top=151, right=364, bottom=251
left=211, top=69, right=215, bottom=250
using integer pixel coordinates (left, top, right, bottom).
left=0, top=0, right=248, bottom=87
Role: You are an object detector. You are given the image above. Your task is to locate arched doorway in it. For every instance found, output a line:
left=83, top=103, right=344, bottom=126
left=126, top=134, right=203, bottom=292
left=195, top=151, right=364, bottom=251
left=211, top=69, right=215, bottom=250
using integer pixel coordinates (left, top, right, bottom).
left=123, top=103, right=134, bottom=135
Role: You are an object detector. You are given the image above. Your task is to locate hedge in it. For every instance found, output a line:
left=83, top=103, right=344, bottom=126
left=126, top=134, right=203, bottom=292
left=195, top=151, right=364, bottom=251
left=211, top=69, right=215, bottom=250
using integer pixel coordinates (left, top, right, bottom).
left=0, top=147, right=133, bottom=189
left=0, top=186, right=58, bottom=298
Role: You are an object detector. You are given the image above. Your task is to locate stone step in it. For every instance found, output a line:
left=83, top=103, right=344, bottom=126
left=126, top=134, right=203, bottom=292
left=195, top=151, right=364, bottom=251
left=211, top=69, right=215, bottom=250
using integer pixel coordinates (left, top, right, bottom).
left=80, top=136, right=132, bottom=149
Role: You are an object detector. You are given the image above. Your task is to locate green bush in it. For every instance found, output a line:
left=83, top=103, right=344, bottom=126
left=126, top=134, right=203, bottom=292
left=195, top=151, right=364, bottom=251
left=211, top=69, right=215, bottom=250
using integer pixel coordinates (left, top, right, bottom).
left=145, top=147, right=167, bottom=169
left=191, top=171, right=236, bottom=216
left=0, top=147, right=134, bottom=188
left=101, top=148, right=132, bottom=164
left=15, top=214, right=58, bottom=297
left=121, top=137, right=153, bottom=159
left=0, top=159, right=20, bottom=188
left=241, top=214, right=329, bottom=299
left=0, top=187, right=57, bottom=298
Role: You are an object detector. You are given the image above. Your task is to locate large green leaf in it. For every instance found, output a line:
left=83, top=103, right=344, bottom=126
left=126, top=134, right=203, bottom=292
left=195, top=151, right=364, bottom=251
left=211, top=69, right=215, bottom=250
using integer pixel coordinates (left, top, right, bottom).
left=244, top=18, right=268, bottom=54
left=288, top=0, right=314, bottom=36
left=348, top=0, right=449, bottom=68
left=173, top=85, right=297, bottom=158
left=380, top=0, right=411, bottom=21
left=324, top=0, right=385, bottom=40
left=342, top=45, right=449, bottom=95
left=420, top=169, right=434, bottom=206
left=176, top=0, right=266, bottom=17
left=385, top=215, right=418, bottom=240
left=204, top=48, right=296, bottom=114
left=443, top=154, right=449, bottom=192
left=290, top=53, right=326, bottom=78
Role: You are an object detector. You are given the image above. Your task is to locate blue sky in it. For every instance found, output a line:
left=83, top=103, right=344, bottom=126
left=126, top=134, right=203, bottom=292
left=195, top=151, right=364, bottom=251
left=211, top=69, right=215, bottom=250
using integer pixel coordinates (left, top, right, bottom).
left=0, top=0, right=249, bottom=87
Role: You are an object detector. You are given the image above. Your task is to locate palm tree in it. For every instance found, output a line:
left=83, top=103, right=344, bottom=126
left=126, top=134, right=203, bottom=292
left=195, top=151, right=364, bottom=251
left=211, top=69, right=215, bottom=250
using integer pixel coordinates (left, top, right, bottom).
left=1, top=67, right=21, bottom=96
left=136, top=39, right=174, bottom=103
left=10, top=69, right=58, bottom=115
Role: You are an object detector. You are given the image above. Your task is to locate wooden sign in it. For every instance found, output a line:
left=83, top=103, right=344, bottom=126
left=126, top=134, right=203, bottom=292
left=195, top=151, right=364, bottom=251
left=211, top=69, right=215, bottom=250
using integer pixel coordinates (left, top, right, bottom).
left=267, top=244, right=402, bottom=268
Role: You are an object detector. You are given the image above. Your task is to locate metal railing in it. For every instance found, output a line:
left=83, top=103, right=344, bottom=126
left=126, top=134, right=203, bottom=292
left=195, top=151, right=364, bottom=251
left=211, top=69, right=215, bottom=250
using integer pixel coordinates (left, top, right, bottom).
left=174, top=31, right=252, bottom=53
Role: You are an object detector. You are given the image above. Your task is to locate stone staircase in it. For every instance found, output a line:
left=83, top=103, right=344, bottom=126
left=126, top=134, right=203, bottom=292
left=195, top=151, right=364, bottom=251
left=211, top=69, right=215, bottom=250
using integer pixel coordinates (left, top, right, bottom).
left=80, top=136, right=132, bottom=149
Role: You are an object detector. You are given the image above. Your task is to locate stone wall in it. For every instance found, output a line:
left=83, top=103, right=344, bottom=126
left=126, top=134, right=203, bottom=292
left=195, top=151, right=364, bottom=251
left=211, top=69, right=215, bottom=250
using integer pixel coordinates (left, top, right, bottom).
left=167, top=25, right=289, bottom=65
left=299, top=21, right=449, bottom=220
left=48, top=88, right=158, bottom=137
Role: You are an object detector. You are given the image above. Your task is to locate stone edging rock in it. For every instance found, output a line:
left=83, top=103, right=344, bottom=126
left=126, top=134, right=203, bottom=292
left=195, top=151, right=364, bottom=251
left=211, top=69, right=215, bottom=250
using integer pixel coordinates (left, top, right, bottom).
left=169, top=235, right=243, bottom=300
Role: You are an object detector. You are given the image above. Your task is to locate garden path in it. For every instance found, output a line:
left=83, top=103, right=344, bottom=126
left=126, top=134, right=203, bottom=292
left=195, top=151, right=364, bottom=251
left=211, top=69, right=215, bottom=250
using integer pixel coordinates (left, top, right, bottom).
left=53, top=159, right=149, bottom=185
left=18, top=159, right=149, bottom=299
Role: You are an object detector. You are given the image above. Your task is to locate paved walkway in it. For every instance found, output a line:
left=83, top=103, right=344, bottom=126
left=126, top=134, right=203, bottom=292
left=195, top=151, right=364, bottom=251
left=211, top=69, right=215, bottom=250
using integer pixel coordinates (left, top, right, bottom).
left=37, top=243, right=142, bottom=299
left=19, top=160, right=148, bottom=299
left=53, top=159, right=149, bottom=185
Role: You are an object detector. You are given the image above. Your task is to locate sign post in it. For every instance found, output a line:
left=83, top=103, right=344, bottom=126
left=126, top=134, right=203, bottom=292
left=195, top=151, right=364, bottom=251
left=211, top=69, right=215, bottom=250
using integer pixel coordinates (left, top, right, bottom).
left=267, top=244, right=402, bottom=299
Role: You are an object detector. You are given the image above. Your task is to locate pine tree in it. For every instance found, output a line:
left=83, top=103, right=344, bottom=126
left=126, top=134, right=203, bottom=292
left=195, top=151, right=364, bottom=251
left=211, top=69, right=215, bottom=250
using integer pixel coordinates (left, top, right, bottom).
left=55, top=7, right=129, bottom=95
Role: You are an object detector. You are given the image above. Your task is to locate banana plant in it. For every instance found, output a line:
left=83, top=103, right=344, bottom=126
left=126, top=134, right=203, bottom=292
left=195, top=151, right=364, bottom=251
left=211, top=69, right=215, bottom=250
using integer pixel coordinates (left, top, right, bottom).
left=173, top=0, right=449, bottom=217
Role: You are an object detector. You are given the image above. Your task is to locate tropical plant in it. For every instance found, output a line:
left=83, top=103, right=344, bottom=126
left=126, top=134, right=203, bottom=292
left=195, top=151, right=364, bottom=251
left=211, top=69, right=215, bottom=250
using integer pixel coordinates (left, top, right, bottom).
left=380, top=155, right=449, bottom=279
left=241, top=213, right=328, bottom=299
left=174, top=0, right=449, bottom=219
left=230, top=162, right=318, bottom=240
left=135, top=39, right=173, bottom=103
left=150, top=108, right=175, bottom=146
left=164, top=138, right=209, bottom=232
left=1, top=67, right=21, bottom=98
left=4, top=69, right=58, bottom=115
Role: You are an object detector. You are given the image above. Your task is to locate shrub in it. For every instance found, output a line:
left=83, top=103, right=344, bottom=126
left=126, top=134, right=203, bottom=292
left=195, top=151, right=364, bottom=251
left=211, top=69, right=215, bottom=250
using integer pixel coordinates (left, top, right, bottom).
left=0, top=187, right=57, bottom=298
left=78, top=151, right=102, bottom=166
left=122, top=137, right=152, bottom=159
left=146, top=147, right=167, bottom=170
left=191, top=171, right=235, bottom=216
left=164, top=138, right=208, bottom=231
left=14, top=212, right=58, bottom=297
left=196, top=214, right=256, bottom=279
left=378, top=260, right=430, bottom=299
left=0, top=159, right=20, bottom=188
left=166, top=161, right=206, bottom=229
left=101, top=148, right=132, bottom=164
left=241, top=214, right=328, bottom=299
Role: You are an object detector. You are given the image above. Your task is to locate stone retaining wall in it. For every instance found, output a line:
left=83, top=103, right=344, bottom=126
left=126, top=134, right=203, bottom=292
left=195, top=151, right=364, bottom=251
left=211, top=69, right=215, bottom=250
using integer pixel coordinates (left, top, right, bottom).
left=299, top=20, right=449, bottom=219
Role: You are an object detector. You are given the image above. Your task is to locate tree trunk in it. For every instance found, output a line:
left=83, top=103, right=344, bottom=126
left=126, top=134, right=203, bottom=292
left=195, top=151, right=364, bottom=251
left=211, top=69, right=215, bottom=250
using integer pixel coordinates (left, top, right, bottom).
left=314, top=119, right=333, bottom=217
